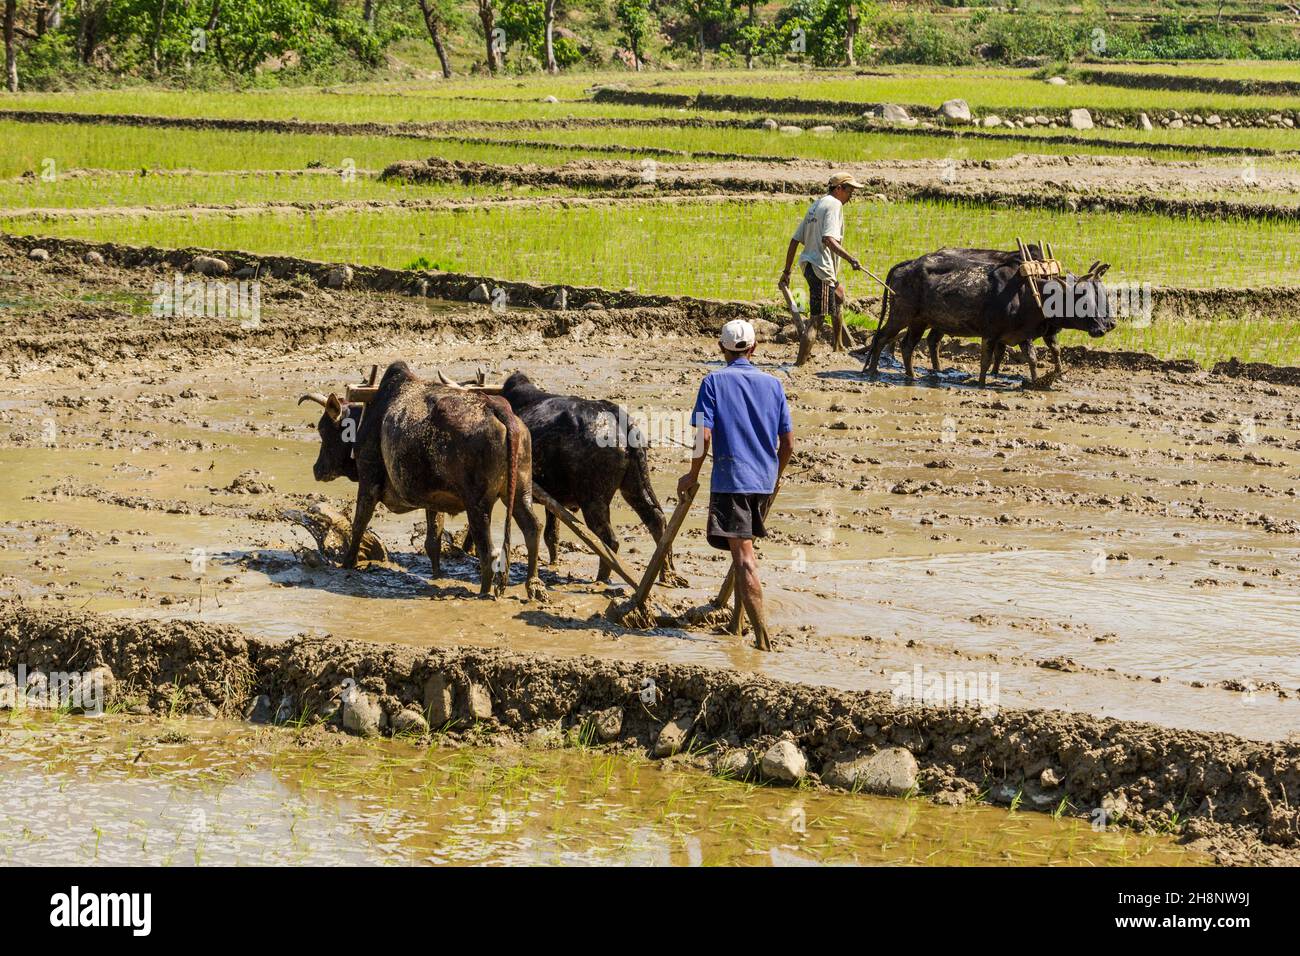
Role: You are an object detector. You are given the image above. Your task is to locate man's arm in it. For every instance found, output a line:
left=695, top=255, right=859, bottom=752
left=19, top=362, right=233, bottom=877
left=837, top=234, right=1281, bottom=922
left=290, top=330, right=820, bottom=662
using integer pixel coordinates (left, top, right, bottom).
left=823, top=235, right=861, bottom=272
left=777, top=430, right=794, bottom=476
left=779, top=238, right=800, bottom=287
left=678, top=426, right=711, bottom=496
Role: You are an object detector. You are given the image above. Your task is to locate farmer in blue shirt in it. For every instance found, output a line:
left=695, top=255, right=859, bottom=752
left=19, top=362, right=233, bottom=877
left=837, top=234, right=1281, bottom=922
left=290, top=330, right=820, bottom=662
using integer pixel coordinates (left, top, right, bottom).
left=678, top=319, right=794, bottom=651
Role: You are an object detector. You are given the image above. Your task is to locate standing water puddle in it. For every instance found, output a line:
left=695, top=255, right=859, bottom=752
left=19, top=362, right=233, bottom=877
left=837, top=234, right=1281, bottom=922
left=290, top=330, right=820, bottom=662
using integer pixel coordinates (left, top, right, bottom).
left=0, top=712, right=1202, bottom=866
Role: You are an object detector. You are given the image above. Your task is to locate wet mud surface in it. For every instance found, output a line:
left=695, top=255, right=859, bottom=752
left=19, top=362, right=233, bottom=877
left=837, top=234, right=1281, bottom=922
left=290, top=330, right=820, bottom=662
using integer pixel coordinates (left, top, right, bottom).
left=3, top=238, right=1300, bottom=864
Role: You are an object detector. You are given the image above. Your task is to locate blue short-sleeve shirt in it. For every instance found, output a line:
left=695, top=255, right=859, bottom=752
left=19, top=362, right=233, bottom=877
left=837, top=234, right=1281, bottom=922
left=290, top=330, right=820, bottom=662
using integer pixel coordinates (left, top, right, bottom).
left=691, top=358, right=793, bottom=494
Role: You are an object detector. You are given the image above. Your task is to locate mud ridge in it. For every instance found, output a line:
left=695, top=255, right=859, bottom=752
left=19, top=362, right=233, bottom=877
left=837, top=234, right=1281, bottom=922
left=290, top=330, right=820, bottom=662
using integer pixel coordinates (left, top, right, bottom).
left=2, top=600, right=1297, bottom=865
left=1079, top=68, right=1300, bottom=98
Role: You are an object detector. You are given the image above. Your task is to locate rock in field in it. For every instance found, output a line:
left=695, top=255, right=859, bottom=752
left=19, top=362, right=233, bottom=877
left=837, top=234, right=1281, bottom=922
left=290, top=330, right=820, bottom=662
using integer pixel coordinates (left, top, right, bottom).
left=82, top=250, right=105, bottom=266
left=1138, top=112, right=1153, bottom=131
left=878, top=103, right=911, bottom=123
left=654, top=716, right=693, bottom=757
left=190, top=255, right=230, bottom=276
left=423, top=673, right=453, bottom=726
left=1046, top=76, right=1067, bottom=86
left=391, top=708, right=430, bottom=736
left=468, top=282, right=491, bottom=303
left=714, top=748, right=755, bottom=779
left=244, top=693, right=273, bottom=724
left=810, top=124, right=835, bottom=136
left=28, top=248, right=50, bottom=262
left=323, top=265, right=353, bottom=289
left=340, top=685, right=383, bottom=737
left=982, top=115, right=1002, bottom=128
left=939, top=99, right=971, bottom=124
left=760, top=740, right=807, bottom=782
left=822, top=747, right=918, bottom=795
left=1069, top=108, right=1094, bottom=131
left=778, top=125, right=803, bottom=136
left=760, top=118, right=778, bottom=131
left=466, top=683, right=493, bottom=721
left=591, top=706, right=623, bottom=742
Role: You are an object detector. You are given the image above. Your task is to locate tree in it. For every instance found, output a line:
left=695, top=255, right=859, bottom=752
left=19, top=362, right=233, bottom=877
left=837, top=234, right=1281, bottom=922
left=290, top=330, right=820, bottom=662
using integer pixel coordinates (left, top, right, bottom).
left=615, top=0, right=651, bottom=69
left=844, top=1, right=858, bottom=66
left=4, top=0, right=17, bottom=91
left=671, top=0, right=732, bottom=65
left=478, top=0, right=500, bottom=72
left=416, top=0, right=455, bottom=77
left=542, top=0, right=555, bottom=73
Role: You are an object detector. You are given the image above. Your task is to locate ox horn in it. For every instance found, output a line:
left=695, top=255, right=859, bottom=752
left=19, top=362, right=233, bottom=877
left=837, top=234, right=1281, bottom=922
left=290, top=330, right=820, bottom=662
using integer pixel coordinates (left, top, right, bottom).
left=437, top=369, right=467, bottom=389
left=298, top=393, right=330, bottom=409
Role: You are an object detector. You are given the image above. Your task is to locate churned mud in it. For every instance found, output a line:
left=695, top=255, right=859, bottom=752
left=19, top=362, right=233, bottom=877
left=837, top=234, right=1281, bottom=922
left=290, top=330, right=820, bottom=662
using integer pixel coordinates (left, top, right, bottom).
left=4, top=235, right=1300, bottom=865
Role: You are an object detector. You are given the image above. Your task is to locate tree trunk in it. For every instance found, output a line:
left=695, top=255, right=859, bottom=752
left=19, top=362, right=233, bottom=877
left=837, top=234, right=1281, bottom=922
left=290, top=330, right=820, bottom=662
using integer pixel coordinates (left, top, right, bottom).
left=696, top=18, right=704, bottom=66
left=46, top=0, right=59, bottom=29
left=478, top=0, right=499, bottom=73
left=845, top=3, right=858, bottom=67
left=151, top=0, right=169, bottom=76
left=4, top=0, right=17, bottom=93
left=416, top=0, right=452, bottom=78
left=745, top=0, right=754, bottom=69
left=543, top=0, right=556, bottom=74
left=363, top=0, right=375, bottom=28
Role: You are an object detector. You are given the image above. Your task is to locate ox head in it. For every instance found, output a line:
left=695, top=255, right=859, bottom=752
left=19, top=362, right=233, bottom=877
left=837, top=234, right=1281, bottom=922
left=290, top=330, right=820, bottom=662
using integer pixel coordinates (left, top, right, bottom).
left=298, top=392, right=361, bottom=482
left=1040, top=261, right=1114, bottom=338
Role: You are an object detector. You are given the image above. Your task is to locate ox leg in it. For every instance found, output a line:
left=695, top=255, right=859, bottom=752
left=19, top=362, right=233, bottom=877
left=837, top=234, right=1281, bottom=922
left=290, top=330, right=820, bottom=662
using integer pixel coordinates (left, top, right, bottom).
left=466, top=501, right=495, bottom=597
left=1046, top=334, right=1063, bottom=375
left=1021, top=341, right=1038, bottom=384
left=581, top=500, right=618, bottom=584
left=512, top=493, right=545, bottom=602
left=978, top=339, right=995, bottom=387
left=864, top=320, right=905, bottom=377
left=543, top=508, right=559, bottom=565
left=927, top=330, right=942, bottom=375
left=343, top=483, right=381, bottom=569
left=991, top=343, right=1006, bottom=376
left=459, top=527, right=475, bottom=557
left=900, top=327, right=921, bottom=382
left=425, top=509, right=444, bottom=578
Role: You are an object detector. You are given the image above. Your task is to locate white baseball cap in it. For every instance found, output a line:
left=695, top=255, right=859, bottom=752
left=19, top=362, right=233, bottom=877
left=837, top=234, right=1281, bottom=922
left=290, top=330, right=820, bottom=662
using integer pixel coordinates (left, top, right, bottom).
left=719, top=319, right=756, bottom=352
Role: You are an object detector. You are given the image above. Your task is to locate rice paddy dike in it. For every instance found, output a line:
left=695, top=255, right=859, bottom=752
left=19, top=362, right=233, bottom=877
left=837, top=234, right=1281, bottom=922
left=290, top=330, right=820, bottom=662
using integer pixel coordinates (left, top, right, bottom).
left=3, top=64, right=1300, bottom=867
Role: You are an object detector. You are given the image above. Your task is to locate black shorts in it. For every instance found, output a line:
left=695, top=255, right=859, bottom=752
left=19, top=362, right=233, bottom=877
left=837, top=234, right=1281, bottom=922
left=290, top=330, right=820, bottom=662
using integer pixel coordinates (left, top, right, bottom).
left=803, top=262, right=834, bottom=319
left=707, top=492, right=771, bottom=550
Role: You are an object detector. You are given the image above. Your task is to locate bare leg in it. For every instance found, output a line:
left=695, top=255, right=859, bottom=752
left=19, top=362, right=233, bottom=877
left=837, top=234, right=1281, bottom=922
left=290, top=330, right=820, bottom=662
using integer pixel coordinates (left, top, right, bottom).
left=727, top=537, right=770, bottom=651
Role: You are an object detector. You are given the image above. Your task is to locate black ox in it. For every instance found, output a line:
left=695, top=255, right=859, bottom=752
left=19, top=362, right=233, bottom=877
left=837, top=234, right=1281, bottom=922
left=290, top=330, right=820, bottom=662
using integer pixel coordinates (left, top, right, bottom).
left=863, top=246, right=1114, bottom=386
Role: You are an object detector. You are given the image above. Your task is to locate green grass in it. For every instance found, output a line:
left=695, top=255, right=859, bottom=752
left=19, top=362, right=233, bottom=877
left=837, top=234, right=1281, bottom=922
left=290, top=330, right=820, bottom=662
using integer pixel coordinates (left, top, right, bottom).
left=1059, top=316, right=1300, bottom=368
left=7, top=195, right=1297, bottom=296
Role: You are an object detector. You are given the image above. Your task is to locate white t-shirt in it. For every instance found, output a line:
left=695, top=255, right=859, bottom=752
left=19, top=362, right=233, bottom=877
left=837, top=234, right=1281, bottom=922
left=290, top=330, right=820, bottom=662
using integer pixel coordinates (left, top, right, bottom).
left=792, top=194, right=844, bottom=282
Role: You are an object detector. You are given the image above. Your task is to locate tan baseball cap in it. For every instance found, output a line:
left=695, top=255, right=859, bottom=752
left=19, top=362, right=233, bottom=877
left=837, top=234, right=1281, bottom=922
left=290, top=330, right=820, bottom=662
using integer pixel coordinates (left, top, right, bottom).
left=829, top=173, right=866, bottom=190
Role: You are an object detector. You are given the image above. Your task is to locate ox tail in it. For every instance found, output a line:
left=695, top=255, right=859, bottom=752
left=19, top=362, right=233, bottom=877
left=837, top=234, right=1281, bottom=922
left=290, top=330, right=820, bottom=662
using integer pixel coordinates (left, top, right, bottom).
left=488, top=398, right=520, bottom=593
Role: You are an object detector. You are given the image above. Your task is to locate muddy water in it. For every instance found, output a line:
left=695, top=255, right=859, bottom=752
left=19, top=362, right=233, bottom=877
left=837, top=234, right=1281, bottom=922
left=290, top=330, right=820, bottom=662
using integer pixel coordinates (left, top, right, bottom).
left=0, top=711, right=1201, bottom=866
left=4, top=311, right=1300, bottom=740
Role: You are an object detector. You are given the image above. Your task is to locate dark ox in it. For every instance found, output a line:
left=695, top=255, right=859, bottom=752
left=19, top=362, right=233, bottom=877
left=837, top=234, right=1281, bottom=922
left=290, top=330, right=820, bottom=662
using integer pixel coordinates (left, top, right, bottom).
left=474, top=371, right=674, bottom=584
left=299, top=361, right=543, bottom=600
left=863, top=246, right=1114, bottom=386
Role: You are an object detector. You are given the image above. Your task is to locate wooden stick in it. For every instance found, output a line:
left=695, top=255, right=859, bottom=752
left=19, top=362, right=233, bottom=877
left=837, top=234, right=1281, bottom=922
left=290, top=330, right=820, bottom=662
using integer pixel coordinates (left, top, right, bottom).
left=530, top=483, right=638, bottom=588
left=612, top=482, right=698, bottom=624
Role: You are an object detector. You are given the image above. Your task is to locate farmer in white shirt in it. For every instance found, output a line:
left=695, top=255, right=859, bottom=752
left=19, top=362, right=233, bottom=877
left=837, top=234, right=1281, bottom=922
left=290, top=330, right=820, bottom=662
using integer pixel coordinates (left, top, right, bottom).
left=779, top=173, right=867, bottom=365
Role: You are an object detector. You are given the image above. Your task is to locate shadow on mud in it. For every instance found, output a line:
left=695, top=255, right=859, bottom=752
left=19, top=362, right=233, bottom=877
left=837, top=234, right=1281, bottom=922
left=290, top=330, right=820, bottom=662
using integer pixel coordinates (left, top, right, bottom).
left=824, top=351, right=1029, bottom=391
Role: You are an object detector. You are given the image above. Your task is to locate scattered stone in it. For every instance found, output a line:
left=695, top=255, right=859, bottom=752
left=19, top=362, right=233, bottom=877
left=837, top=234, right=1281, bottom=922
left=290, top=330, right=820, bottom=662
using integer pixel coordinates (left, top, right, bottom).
left=391, top=708, right=430, bottom=736
left=654, top=716, right=693, bottom=757
left=1046, top=76, right=1067, bottom=86
left=1138, top=112, right=1153, bottom=131
left=1169, top=118, right=1184, bottom=129
left=578, top=300, right=605, bottom=310
left=1068, top=108, right=1094, bottom=131
left=760, top=740, right=807, bottom=782
left=82, top=250, right=105, bottom=266
left=233, top=264, right=259, bottom=280
left=541, top=95, right=559, bottom=103
left=590, top=705, right=623, bottom=742
left=1206, top=114, right=1221, bottom=127
left=810, top=124, right=835, bottom=136
left=991, top=782, right=1019, bottom=805
left=28, top=248, right=50, bottom=262
left=778, top=125, right=803, bottom=136
left=822, top=747, right=918, bottom=795
left=244, top=694, right=273, bottom=724
left=878, top=103, right=911, bottom=123
left=190, top=255, right=229, bottom=276
left=1040, top=766, right=1063, bottom=789
left=982, top=115, right=1002, bottom=128
left=760, top=117, right=778, bottom=130
left=715, top=748, right=755, bottom=779
left=468, top=282, right=491, bottom=303
left=423, top=673, right=453, bottom=726
left=340, top=684, right=383, bottom=737
left=323, top=265, right=353, bottom=289
left=466, top=682, right=493, bottom=721
left=939, top=98, right=971, bottom=124
left=525, top=721, right=563, bottom=749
